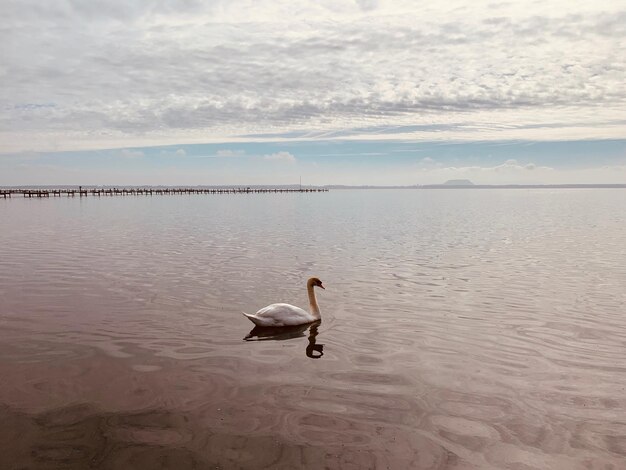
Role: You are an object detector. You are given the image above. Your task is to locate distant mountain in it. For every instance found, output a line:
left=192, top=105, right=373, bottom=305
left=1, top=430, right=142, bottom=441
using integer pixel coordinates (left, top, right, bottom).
left=443, top=179, right=474, bottom=186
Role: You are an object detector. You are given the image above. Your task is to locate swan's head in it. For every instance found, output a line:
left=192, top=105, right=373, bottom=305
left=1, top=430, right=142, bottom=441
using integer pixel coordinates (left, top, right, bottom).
left=308, top=277, right=325, bottom=290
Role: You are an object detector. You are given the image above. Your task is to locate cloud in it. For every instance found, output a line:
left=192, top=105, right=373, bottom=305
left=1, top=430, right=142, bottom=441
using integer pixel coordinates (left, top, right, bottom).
left=159, top=147, right=187, bottom=157
left=355, top=0, right=378, bottom=11
left=446, top=160, right=553, bottom=174
left=417, top=156, right=443, bottom=169
left=1, top=1, right=625, bottom=152
left=490, top=159, right=552, bottom=173
left=419, top=157, right=441, bottom=168
left=413, top=159, right=556, bottom=185
left=263, top=151, right=296, bottom=163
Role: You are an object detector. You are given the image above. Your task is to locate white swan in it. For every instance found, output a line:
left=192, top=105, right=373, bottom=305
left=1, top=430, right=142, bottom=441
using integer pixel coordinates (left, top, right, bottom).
left=243, top=277, right=325, bottom=327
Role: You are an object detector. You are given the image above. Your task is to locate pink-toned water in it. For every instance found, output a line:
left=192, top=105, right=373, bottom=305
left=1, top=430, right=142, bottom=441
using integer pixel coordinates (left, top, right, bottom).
left=1, top=189, right=625, bottom=469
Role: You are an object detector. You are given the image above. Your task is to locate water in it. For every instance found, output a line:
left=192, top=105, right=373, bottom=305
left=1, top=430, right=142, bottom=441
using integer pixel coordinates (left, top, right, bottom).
left=1, top=189, right=625, bottom=469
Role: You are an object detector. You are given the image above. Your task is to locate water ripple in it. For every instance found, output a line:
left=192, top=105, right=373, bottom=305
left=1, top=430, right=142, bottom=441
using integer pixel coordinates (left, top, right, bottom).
left=1, top=190, right=625, bottom=468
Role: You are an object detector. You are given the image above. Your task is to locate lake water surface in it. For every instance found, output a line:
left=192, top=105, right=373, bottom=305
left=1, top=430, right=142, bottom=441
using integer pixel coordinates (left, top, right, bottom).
left=1, top=189, right=625, bottom=469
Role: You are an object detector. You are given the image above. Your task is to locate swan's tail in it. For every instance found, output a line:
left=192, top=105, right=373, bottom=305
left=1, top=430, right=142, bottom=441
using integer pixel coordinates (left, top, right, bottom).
left=242, top=311, right=259, bottom=324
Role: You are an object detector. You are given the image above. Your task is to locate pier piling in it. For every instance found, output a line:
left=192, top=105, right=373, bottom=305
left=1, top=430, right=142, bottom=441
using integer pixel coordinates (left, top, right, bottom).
left=2, top=187, right=329, bottom=199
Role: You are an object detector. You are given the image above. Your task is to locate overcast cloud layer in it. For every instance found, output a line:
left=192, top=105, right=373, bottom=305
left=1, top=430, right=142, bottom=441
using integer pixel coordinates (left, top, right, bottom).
left=2, top=0, right=625, bottom=154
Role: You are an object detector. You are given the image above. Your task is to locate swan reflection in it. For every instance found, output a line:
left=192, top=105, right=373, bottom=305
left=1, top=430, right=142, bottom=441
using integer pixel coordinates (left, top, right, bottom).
left=305, top=323, right=324, bottom=359
left=244, top=320, right=324, bottom=359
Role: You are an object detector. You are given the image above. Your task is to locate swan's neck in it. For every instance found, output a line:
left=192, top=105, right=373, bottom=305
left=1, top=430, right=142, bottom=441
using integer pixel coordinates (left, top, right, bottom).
left=307, top=285, right=321, bottom=319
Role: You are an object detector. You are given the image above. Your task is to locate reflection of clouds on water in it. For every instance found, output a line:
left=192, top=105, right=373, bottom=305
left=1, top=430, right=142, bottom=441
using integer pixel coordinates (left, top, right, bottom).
left=244, top=321, right=324, bottom=359
left=3, top=402, right=338, bottom=470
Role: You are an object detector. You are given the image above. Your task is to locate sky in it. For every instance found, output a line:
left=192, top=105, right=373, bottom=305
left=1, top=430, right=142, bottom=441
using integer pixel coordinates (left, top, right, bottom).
left=1, top=0, right=625, bottom=185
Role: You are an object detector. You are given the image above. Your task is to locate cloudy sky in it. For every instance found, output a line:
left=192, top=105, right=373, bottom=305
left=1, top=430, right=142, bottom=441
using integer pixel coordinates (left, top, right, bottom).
left=1, top=0, right=625, bottom=185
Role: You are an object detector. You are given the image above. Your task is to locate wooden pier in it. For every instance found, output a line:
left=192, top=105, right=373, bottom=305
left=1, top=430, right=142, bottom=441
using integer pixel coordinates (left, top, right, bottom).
left=1, top=187, right=328, bottom=198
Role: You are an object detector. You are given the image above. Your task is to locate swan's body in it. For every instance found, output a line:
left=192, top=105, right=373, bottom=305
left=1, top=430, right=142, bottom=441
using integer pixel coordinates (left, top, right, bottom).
left=243, top=277, right=325, bottom=327
left=246, top=303, right=316, bottom=327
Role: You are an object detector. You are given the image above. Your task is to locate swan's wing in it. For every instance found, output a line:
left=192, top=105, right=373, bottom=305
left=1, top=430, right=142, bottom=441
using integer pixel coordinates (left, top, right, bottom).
left=253, top=303, right=315, bottom=326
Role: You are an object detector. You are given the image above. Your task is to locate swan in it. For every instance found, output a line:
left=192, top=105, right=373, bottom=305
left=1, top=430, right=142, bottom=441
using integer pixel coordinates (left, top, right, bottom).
left=242, top=277, right=325, bottom=327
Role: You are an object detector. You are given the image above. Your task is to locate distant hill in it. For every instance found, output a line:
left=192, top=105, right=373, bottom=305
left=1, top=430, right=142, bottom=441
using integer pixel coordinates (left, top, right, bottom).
left=443, top=179, right=474, bottom=186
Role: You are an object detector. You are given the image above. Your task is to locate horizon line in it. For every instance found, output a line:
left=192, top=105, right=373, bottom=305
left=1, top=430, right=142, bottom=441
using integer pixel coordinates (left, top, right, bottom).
left=3, top=184, right=626, bottom=190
